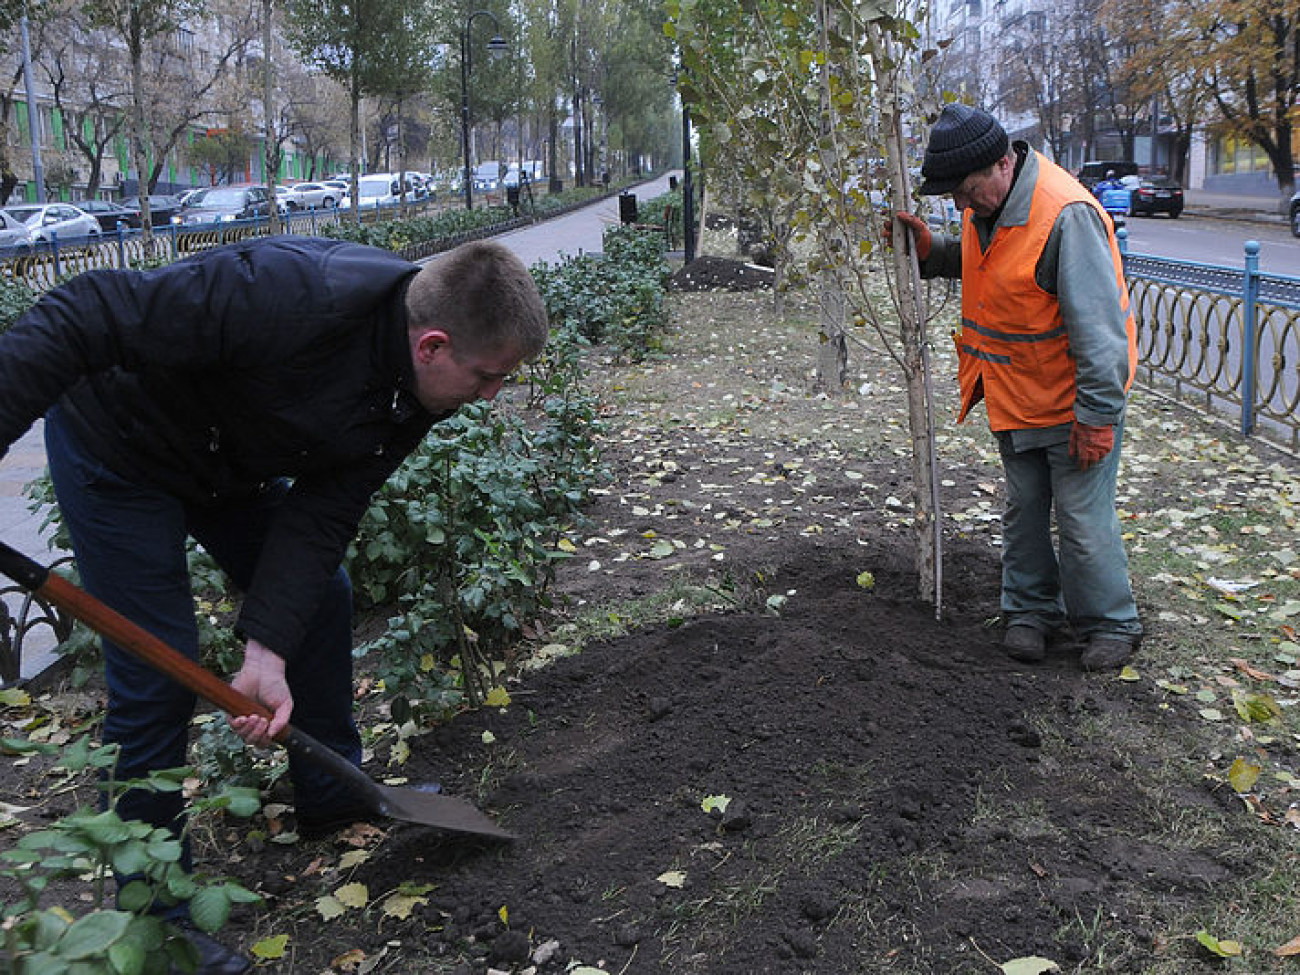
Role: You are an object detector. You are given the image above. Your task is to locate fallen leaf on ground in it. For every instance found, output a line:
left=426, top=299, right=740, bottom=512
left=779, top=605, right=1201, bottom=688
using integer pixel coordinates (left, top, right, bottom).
left=1229, top=657, right=1276, bottom=681
left=335, top=882, right=369, bottom=909
left=251, top=934, right=289, bottom=960
left=381, top=891, right=429, bottom=920
left=1275, top=933, right=1300, bottom=956
left=1001, top=957, right=1059, bottom=974
left=329, top=948, right=366, bottom=970
left=1197, top=929, right=1244, bottom=957
left=701, top=794, right=731, bottom=814
left=1228, top=758, right=1261, bottom=793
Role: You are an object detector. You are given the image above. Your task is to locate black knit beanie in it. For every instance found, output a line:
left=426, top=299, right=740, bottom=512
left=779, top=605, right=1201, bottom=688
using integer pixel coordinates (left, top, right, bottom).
left=918, top=104, right=1010, bottom=196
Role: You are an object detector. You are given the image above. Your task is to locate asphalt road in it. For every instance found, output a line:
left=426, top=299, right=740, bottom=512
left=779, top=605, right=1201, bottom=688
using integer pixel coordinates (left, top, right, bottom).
left=1122, top=213, right=1300, bottom=276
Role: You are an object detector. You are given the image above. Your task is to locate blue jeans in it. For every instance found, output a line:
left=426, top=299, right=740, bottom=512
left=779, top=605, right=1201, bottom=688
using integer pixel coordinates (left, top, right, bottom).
left=996, top=424, right=1142, bottom=640
left=44, top=406, right=363, bottom=868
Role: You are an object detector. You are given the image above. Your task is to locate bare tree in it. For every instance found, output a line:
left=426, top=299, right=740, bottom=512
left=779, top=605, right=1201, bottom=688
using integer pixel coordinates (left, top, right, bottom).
left=1203, top=0, right=1299, bottom=201
left=1001, top=12, right=1073, bottom=160
left=36, top=1, right=130, bottom=197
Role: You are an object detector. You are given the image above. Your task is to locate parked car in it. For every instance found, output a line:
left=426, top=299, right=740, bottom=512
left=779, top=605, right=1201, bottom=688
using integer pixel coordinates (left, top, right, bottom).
left=1127, top=175, right=1184, bottom=218
left=75, top=199, right=135, bottom=231
left=1289, top=189, right=1300, bottom=238
left=473, top=161, right=502, bottom=191
left=0, top=208, right=31, bottom=250
left=2, top=203, right=101, bottom=245
left=1077, top=160, right=1139, bottom=192
left=280, top=181, right=343, bottom=210
left=407, top=173, right=434, bottom=200
left=172, top=184, right=275, bottom=225
left=119, top=194, right=187, bottom=227
left=339, top=173, right=417, bottom=210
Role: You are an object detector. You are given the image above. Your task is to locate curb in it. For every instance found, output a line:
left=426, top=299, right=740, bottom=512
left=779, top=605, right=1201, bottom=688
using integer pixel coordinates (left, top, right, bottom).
left=1183, top=206, right=1289, bottom=228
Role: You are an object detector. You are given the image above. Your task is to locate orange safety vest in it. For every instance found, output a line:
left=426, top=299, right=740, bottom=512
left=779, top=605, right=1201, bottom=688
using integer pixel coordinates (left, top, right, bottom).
left=955, top=153, right=1137, bottom=431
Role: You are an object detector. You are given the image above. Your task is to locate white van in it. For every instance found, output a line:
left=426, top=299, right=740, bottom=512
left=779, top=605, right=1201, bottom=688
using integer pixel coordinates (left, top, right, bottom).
left=340, top=173, right=418, bottom=209
left=473, top=162, right=503, bottom=191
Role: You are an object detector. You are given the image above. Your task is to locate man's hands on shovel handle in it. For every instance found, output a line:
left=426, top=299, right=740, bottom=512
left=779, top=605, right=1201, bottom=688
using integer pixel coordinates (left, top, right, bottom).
left=230, top=639, right=293, bottom=746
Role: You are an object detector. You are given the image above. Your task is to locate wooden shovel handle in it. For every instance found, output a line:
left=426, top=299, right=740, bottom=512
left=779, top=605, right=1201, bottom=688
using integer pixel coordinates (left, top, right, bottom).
left=0, top=540, right=274, bottom=726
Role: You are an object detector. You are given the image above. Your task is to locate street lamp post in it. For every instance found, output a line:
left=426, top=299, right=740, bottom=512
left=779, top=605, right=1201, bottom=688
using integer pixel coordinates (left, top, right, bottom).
left=460, top=10, right=508, bottom=210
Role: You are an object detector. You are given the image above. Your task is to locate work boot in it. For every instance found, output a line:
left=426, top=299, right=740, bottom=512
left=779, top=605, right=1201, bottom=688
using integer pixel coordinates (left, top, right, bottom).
left=1080, top=634, right=1138, bottom=672
left=297, top=802, right=381, bottom=841
left=173, top=923, right=250, bottom=975
left=1003, top=625, right=1046, bottom=663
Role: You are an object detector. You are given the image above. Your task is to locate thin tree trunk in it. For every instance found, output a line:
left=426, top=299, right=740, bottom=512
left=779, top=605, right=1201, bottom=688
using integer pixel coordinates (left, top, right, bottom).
left=877, top=25, right=940, bottom=611
left=815, top=274, right=848, bottom=392
left=348, top=75, right=361, bottom=227
left=128, top=8, right=152, bottom=246
left=812, top=0, right=848, bottom=394
left=262, top=0, right=280, bottom=235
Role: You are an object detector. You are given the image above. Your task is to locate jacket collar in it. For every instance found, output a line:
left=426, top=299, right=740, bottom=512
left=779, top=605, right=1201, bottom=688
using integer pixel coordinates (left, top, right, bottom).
left=994, top=142, right=1035, bottom=228
left=384, top=277, right=425, bottom=423
left=968, top=142, right=1034, bottom=247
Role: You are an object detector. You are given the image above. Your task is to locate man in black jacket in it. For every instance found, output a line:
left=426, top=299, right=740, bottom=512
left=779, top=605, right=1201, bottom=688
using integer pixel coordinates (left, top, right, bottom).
left=0, top=236, right=548, bottom=973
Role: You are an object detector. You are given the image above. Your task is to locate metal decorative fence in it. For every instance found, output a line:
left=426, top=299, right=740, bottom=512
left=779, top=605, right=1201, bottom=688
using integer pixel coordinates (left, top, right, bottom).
left=1118, top=231, right=1300, bottom=454
left=0, top=555, right=75, bottom=685
left=0, top=196, right=443, bottom=291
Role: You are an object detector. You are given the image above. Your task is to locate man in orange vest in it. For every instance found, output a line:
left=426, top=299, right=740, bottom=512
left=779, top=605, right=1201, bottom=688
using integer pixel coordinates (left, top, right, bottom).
left=892, top=104, right=1142, bottom=670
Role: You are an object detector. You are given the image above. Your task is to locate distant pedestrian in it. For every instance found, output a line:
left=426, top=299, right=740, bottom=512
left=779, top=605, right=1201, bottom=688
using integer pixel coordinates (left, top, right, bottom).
left=888, top=105, right=1143, bottom=670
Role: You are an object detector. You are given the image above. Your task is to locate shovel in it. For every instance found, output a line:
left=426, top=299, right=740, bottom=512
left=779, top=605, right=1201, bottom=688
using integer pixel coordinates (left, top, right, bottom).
left=0, top=540, right=514, bottom=841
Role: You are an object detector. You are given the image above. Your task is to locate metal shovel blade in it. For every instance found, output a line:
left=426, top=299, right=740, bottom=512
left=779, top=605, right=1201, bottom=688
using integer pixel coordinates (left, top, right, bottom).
left=0, top=540, right=515, bottom=841
left=281, top=724, right=514, bottom=840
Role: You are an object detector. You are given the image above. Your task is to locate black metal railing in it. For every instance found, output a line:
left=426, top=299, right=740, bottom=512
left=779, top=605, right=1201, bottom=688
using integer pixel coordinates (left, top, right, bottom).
left=1119, top=231, right=1300, bottom=453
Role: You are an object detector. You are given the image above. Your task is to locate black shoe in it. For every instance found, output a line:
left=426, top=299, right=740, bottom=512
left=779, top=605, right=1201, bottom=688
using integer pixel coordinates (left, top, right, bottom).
left=1003, top=625, right=1046, bottom=663
left=297, top=802, right=378, bottom=840
left=172, top=922, right=250, bottom=975
left=1080, top=634, right=1139, bottom=671
left=296, top=783, right=439, bottom=839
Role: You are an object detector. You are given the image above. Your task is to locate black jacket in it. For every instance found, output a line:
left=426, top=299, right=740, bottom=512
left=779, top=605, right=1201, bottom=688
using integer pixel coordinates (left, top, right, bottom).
left=0, top=236, right=440, bottom=660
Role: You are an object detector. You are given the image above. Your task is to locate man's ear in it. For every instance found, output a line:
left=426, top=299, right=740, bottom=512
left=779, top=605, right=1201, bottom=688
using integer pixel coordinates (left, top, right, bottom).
left=412, top=329, right=451, bottom=364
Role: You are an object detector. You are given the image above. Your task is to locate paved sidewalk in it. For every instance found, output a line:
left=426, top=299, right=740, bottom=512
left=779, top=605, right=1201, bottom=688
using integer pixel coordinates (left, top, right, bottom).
left=1183, top=187, right=1291, bottom=227
left=0, top=171, right=682, bottom=685
left=495, top=171, right=678, bottom=266
left=0, top=420, right=64, bottom=687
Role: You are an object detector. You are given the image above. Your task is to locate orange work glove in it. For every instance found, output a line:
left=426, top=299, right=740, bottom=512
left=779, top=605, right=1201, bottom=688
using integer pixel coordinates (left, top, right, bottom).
left=884, top=211, right=932, bottom=260
left=1068, top=421, right=1114, bottom=470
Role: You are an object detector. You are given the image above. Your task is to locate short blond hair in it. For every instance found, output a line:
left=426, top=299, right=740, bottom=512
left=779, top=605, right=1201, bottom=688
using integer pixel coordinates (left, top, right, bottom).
left=405, top=240, right=548, bottom=360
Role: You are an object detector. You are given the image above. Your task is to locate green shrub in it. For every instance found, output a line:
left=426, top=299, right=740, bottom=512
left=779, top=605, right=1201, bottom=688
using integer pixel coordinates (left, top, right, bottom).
left=347, top=322, right=603, bottom=719
left=323, top=204, right=515, bottom=250
left=0, top=738, right=261, bottom=973
left=0, top=277, right=38, bottom=334
left=638, top=188, right=685, bottom=246
left=322, top=185, right=608, bottom=255
left=530, top=224, right=669, bottom=362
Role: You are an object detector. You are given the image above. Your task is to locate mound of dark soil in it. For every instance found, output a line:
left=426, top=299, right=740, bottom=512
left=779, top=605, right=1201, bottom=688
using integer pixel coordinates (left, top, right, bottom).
left=329, top=534, right=1224, bottom=974
left=669, top=256, right=775, bottom=292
